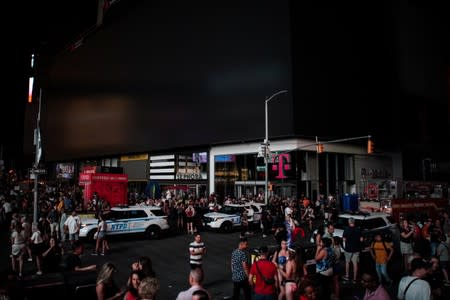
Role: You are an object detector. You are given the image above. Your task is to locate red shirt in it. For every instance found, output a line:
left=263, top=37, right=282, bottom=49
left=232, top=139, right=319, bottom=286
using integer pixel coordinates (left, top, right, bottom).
left=292, top=227, right=305, bottom=242
left=250, top=259, right=277, bottom=295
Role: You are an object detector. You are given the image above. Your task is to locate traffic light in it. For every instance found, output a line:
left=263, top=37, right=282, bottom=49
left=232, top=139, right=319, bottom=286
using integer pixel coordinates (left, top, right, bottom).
left=259, top=143, right=266, bottom=157
left=367, top=139, right=374, bottom=154
left=316, top=143, right=324, bottom=154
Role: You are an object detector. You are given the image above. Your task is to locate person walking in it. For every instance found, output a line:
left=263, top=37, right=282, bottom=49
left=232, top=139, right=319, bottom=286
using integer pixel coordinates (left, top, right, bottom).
left=248, top=245, right=278, bottom=300
left=10, top=222, right=25, bottom=277
left=93, top=214, right=108, bottom=255
left=231, top=237, right=251, bottom=300
left=29, top=225, right=45, bottom=275
left=189, top=232, right=206, bottom=270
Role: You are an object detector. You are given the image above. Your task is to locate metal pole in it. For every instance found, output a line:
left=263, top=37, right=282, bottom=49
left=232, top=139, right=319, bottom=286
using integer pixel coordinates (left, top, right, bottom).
left=264, top=90, right=288, bottom=205
left=264, top=100, right=269, bottom=206
left=33, top=89, right=43, bottom=228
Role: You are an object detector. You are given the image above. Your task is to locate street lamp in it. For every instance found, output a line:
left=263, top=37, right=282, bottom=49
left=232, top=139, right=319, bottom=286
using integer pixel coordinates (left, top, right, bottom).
left=264, top=89, right=288, bottom=205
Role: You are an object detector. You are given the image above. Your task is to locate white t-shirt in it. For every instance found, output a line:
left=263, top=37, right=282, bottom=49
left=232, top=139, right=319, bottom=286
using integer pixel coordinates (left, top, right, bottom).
left=3, top=202, right=12, bottom=213
left=30, top=230, right=44, bottom=244
left=397, top=276, right=430, bottom=300
left=64, top=215, right=81, bottom=234
left=284, top=206, right=293, bottom=218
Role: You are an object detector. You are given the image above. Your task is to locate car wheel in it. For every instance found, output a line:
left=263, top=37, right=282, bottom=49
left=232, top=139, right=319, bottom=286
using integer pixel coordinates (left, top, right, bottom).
left=146, top=226, right=161, bottom=239
left=220, top=222, right=232, bottom=233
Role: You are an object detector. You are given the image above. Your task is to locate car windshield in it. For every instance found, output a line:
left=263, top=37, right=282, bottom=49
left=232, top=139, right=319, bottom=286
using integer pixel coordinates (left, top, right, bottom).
left=335, top=217, right=364, bottom=229
left=150, top=209, right=165, bottom=216
left=219, top=206, right=243, bottom=215
left=335, top=216, right=387, bottom=231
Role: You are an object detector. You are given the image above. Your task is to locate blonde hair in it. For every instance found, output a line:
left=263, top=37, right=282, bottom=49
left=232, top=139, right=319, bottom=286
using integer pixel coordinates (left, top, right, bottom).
left=96, top=262, right=117, bottom=285
left=138, top=277, right=160, bottom=299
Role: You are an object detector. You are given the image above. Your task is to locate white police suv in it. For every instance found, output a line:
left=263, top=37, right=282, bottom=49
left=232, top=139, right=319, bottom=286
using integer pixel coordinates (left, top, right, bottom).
left=79, top=205, right=170, bottom=241
left=203, top=202, right=265, bottom=233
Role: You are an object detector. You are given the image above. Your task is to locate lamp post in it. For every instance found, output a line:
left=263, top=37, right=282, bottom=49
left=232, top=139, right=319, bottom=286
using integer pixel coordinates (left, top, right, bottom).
left=32, top=89, right=43, bottom=228
left=264, top=90, right=288, bottom=205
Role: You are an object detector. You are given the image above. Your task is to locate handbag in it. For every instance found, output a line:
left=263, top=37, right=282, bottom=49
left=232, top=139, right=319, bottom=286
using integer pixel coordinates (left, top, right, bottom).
left=255, top=261, right=275, bottom=285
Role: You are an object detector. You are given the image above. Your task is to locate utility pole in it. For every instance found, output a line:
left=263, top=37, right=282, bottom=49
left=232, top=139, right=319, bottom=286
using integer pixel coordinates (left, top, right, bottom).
left=32, top=89, right=43, bottom=228
left=264, top=90, right=288, bottom=205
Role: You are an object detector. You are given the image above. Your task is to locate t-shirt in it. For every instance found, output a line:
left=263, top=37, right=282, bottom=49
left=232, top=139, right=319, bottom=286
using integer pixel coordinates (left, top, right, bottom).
left=343, top=226, right=362, bottom=253
left=63, top=253, right=82, bottom=271
left=231, top=248, right=249, bottom=282
left=397, top=276, right=430, bottom=300
left=249, top=259, right=277, bottom=295
left=189, top=241, right=206, bottom=266
left=371, top=241, right=392, bottom=264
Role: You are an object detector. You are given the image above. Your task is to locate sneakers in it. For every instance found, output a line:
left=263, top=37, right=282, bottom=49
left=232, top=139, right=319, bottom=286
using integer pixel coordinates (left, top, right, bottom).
left=444, top=280, right=450, bottom=286
left=100, top=252, right=105, bottom=256
left=27, top=258, right=33, bottom=262
left=36, top=271, right=43, bottom=276
left=342, top=275, right=350, bottom=281
left=91, top=252, right=98, bottom=256
left=262, top=234, right=267, bottom=238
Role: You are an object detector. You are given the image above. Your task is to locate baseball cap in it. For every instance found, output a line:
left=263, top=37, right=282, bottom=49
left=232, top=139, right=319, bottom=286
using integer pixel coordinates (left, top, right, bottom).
left=410, top=258, right=431, bottom=272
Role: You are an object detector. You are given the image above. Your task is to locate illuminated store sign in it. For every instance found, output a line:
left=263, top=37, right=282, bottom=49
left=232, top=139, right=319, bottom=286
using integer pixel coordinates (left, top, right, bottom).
left=271, top=153, right=291, bottom=179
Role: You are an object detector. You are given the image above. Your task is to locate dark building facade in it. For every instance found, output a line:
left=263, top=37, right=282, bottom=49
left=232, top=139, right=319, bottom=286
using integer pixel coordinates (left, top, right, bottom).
left=21, top=0, right=449, bottom=184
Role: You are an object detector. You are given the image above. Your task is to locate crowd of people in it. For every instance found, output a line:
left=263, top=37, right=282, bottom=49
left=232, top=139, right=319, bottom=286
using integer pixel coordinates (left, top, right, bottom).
left=1, top=177, right=450, bottom=300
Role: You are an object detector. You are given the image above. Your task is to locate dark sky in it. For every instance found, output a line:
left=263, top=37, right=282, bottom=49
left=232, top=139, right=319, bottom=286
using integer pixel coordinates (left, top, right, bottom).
left=2, top=1, right=449, bottom=174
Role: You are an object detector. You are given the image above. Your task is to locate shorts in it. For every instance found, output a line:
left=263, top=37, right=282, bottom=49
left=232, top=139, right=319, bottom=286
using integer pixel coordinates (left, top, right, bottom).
left=285, top=280, right=297, bottom=293
left=31, top=243, right=46, bottom=256
left=344, top=251, right=359, bottom=264
left=69, top=233, right=79, bottom=241
left=11, top=244, right=25, bottom=256
left=400, top=241, right=413, bottom=255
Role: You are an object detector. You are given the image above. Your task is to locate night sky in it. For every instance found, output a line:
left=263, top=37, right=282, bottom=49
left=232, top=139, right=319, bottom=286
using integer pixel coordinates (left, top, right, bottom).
left=2, top=1, right=449, bottom=179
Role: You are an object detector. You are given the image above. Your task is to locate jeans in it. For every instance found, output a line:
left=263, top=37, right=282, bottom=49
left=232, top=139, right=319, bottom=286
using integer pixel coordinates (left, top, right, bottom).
left=233, top=279, right=251, bottom=300
left=375, top=263, right=391, bottom=283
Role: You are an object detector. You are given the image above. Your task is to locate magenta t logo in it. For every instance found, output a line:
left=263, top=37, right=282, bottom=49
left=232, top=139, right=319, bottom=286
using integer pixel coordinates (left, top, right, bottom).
left=271, top=153, right=291, bottom=179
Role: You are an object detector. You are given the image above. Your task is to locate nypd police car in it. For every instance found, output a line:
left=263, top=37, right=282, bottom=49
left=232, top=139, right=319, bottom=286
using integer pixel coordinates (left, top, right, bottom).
left=79, top=205, right=170, bottom=241
left=203, top=202, right=265, bottom=233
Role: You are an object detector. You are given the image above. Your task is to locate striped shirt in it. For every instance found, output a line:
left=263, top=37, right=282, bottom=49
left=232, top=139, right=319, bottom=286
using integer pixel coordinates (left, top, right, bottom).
left=189, top=241, right=206, bottom=266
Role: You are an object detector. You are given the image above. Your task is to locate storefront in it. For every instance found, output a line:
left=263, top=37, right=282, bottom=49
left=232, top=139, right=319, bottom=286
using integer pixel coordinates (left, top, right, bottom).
left=120, top=154, right=149, bottom=196
left=354, top=153, right=403, bottom=200
left=148, top=151, right=208, bottom=199
left=209, top=138, right=391, bottom=201
left=209, top=139, right=306, bottom=200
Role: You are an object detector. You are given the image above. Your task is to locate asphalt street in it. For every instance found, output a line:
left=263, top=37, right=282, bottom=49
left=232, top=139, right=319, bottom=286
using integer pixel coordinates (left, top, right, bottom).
left=1, top=225, right=403, bottom=300
left=1, top=228, right=275, bottom=299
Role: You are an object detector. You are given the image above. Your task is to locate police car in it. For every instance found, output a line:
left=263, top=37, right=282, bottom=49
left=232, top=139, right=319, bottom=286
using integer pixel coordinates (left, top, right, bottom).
left=79, top=205, right=170, bottom=241
left=203, top=202, right=265, bottom=233
left=311, top=211, right=399, bottom=252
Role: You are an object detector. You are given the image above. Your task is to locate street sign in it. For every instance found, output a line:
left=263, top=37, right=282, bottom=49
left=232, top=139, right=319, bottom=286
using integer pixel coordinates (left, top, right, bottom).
left=31, top=168, right=47, bottom=174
